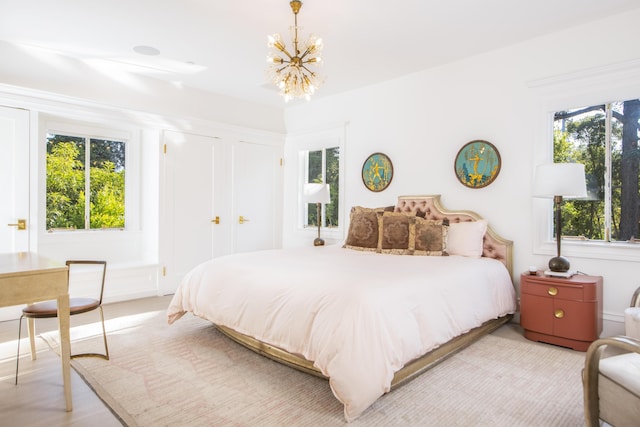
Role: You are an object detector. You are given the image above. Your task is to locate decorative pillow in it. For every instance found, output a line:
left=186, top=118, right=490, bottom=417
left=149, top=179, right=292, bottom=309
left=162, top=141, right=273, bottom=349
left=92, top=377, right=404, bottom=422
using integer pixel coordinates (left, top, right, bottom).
left=413, top=217, right=448, bottom=256
left=447, top=220, right=488, bottom=258
left=377, top=212, right=413, bottom=254
left=344, top=206, right=394, bottom=251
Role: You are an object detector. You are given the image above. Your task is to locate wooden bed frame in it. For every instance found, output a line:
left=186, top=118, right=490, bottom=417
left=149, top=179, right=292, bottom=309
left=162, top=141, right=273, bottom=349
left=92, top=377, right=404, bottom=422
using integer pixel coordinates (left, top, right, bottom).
left=216, top=195, right=514, bottom=391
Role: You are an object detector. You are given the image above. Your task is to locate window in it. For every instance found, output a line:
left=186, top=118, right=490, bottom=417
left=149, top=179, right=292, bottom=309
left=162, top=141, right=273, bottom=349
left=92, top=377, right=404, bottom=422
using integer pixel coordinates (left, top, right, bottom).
left=291, top=125, right=345, bottom=239
left=553, top=98, right=640, bottom=242
left=304, top=146, right=339, bottom=228
left=46, top=132, right=126, bottom=231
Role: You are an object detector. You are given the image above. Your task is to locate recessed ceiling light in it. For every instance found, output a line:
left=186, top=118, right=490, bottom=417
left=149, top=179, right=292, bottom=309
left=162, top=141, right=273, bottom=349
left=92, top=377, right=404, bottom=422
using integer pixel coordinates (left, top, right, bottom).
left=133, top=45, right=160, bottom=56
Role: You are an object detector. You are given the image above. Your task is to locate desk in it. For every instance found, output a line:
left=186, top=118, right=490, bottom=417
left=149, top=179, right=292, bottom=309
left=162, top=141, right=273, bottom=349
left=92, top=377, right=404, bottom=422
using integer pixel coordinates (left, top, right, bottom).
left=0, top=252, right=72, bottom=411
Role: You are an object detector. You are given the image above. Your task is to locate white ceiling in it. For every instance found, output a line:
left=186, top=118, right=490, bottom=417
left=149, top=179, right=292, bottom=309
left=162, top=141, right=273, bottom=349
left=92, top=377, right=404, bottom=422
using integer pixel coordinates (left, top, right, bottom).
left=1, top=0, right=639, bottom=108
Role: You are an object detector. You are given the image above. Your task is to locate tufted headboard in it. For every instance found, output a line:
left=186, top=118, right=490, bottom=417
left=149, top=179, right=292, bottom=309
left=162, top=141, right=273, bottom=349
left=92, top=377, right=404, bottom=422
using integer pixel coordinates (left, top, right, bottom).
left=395, top=195, right=513, bottom=278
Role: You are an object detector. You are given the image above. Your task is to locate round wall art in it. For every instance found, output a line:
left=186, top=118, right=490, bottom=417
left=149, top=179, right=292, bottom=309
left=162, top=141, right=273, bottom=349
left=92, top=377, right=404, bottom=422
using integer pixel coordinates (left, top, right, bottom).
left=454, top=140, right=501, bottom=188
left=362, top=152, right=393, bottom=192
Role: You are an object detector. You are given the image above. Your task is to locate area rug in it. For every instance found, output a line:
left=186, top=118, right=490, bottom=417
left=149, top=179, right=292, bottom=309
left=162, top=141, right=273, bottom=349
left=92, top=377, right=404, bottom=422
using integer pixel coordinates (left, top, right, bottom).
left=43, top=310, right=586, bottom=426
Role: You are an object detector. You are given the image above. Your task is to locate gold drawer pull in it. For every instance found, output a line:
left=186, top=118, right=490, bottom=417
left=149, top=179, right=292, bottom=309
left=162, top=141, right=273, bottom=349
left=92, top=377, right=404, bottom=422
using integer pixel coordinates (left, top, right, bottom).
left=554, top=309, right=565, bottom=319
left=547, top=287, right=558, bottom=296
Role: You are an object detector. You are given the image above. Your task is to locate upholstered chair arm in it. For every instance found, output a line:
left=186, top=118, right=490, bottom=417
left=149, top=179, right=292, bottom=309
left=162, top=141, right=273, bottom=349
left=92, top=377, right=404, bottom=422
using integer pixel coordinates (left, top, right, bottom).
left=583, top=335, right=640, bottom=427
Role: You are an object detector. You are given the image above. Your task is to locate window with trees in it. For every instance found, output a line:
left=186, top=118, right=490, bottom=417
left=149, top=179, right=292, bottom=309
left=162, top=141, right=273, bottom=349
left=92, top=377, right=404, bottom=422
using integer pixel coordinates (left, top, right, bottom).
left=553, top=98, right=640, bottom=242
left=304, top=146, right=339, bottom=229
left=46, top=132, right=126, bottom=231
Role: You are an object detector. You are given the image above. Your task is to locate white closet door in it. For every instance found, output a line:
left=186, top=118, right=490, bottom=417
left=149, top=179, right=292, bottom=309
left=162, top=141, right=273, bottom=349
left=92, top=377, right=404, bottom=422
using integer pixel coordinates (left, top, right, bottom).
left=232, top=142, right=280, bottom=253
left=0, top=106, right=30, bottom=321
left=161, top=130, right=229, bottom=294
left=0, top=106, right=29, bottom=254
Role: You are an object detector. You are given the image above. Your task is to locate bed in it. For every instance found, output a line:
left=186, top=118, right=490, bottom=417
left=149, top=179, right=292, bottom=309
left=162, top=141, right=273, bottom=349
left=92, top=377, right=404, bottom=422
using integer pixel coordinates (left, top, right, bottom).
left=167, top=195, right=517, bottom=421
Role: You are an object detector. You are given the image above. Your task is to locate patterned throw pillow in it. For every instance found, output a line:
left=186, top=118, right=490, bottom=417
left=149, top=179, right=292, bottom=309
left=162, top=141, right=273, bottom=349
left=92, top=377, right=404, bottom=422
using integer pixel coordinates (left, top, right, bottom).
left=378, top=212, right=448, bottom=255
left=377, top=212, right=413, bottom=254
left=413, top=217, right=449, bottom=256
left=344, top=206, right=394, bottom=251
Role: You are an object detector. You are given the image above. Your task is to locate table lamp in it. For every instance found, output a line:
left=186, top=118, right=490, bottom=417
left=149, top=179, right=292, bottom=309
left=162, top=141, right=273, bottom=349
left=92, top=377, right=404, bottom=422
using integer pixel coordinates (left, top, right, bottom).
left=533, top=163, right=587, bottom=273
left=303, top=183, right=331, bottom=246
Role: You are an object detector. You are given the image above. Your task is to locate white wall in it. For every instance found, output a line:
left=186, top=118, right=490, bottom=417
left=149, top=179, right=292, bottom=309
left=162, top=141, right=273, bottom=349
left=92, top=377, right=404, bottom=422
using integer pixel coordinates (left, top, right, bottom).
left=282, top=9, right=640, bottom=336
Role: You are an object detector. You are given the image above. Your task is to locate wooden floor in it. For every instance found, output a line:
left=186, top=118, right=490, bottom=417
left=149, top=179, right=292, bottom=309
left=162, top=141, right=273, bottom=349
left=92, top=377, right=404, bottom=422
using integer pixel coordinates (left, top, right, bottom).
left=0, top=295, right=173, bottom=427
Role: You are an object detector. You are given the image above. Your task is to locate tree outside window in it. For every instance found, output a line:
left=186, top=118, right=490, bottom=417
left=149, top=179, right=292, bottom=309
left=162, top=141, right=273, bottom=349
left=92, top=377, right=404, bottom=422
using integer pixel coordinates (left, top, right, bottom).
left=305, top=146, right=339, bottom=228
left=46, top=133, right=126, bottom=230
left=553, top=99, right=640, bottom=242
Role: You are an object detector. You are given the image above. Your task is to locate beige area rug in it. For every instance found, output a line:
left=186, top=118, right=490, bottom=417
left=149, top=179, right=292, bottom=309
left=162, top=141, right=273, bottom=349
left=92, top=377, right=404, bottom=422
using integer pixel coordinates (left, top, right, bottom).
left=43, top=310, right=586, bottom=426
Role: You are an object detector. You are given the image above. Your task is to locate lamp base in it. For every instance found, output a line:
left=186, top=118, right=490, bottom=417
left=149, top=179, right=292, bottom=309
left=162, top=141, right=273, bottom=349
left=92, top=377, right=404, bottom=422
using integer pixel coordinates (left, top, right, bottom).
left=313, top=237, right=325, bottom=246
left=548, top=256, right=570, bottom=273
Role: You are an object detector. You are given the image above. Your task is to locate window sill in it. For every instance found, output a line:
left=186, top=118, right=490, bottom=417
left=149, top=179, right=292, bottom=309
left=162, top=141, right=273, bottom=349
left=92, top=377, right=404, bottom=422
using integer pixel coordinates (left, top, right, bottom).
left=298, top=226, right=343, bottom=241
left=534, top=239, right=640, bottom=263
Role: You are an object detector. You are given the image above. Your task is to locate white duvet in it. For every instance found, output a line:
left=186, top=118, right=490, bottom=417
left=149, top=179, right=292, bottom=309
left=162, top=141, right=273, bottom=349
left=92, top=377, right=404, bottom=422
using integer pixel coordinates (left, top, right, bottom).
left=167, top=245, right=516, bottom=421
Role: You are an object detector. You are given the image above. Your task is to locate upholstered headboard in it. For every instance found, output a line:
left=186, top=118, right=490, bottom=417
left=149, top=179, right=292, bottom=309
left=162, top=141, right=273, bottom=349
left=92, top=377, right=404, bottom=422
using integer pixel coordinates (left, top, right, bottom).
left=394, top=195, right=513, bottom=278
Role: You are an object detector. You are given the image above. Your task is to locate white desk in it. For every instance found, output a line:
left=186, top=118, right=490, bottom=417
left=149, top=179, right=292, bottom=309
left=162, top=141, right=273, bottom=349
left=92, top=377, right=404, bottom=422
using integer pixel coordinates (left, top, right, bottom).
left=0, top=252, right=72, bottom=411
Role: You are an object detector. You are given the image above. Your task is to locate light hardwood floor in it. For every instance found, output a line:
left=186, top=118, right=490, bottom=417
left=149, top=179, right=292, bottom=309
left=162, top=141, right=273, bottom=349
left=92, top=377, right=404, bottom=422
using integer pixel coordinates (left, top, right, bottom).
left=0, top=295, right=173, bottom=427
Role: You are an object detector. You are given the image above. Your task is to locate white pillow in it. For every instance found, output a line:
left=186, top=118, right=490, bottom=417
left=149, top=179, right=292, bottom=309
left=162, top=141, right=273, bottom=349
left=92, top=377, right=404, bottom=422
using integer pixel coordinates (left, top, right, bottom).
left=447, top=220, right=487, bottom=258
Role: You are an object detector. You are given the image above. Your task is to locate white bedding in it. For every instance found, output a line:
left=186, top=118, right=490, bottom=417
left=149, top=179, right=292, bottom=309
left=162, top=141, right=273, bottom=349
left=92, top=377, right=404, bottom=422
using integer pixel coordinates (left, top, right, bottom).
left=167, top=244, right=516, bottom=421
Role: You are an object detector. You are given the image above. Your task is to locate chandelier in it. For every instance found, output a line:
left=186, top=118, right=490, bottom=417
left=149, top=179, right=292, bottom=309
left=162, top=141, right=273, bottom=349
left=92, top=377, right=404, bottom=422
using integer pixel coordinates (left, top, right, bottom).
left=266, top=0, right=323, bottom=102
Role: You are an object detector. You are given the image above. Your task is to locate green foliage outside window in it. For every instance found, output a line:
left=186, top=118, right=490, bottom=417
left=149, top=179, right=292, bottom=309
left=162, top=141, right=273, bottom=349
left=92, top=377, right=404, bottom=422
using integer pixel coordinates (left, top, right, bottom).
left=46, top=134, right=126, bottom=230
left=306, top=146, right=340, bottom=228
left=553, top=99, right=640, bottom=241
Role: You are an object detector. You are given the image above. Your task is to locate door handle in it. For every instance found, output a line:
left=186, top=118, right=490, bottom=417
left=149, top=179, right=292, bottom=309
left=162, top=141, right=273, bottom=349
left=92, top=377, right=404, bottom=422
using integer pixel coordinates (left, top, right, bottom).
left=239, top=216, right=250, bottom=224
left=211, top=216, right=220, bottom=224
left=7, top=219, right=26, bottom=230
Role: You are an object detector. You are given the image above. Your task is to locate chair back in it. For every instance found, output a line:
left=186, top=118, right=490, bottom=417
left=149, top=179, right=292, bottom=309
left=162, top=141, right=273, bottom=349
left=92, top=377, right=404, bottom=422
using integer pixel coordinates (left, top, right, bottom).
left=66, top=260, right=107, bottom=304
left=631, top=286, right=640, bottom=307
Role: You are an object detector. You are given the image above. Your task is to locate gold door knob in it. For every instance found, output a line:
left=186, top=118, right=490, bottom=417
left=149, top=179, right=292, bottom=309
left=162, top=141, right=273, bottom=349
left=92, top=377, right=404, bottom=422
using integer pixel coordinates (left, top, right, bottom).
left=554, top=309, right=565, bottom=319
left=7, top=219, right=26, bottom=230
left=211, top=216, right=220, bottom=224
left=547, top=287, right=558, bottom=296
left=239, top=216, right=250, bottom=224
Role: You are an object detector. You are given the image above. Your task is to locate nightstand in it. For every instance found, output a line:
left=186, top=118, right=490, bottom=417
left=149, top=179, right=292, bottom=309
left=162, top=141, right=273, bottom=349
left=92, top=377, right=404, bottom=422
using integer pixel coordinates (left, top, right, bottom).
left=520, top=272, right=603, bottom=351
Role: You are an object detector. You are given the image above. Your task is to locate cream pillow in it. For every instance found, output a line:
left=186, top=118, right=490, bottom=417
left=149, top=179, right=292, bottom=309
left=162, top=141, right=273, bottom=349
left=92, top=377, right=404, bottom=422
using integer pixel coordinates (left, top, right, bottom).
left=447, top=220, right=487, bottom=258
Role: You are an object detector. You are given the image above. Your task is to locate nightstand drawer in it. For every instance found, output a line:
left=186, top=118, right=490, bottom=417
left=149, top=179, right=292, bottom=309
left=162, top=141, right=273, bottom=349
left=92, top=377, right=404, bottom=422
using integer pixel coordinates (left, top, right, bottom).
left=521, top=280, right=584, bottom=301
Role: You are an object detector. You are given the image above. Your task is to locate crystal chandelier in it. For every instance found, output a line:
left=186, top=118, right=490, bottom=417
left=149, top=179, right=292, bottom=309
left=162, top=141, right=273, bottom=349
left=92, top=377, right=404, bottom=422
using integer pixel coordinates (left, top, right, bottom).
left=266, top=0, right=323, bottom=102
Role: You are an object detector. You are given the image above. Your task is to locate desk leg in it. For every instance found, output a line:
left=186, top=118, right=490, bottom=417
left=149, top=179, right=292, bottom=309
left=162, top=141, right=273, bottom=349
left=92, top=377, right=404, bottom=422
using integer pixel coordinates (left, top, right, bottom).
left=57, top=294, right=73, bottom=411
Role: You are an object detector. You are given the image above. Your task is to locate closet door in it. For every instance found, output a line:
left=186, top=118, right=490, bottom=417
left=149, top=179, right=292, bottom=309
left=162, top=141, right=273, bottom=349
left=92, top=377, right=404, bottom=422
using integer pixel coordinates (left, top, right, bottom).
left=0, top=106, right=30, bottom=321
left=161, top=131, right=229, bottom=294
left=232, top=141, right=281, bottom=253
left=0, top=106, right=29, bottom=254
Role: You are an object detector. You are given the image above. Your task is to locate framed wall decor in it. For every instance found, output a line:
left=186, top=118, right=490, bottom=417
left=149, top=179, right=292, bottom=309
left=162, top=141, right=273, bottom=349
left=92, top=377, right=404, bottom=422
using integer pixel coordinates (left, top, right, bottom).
left=454, top=140, right=501, bottom=188
left=362, top=152, right=393, bottom=192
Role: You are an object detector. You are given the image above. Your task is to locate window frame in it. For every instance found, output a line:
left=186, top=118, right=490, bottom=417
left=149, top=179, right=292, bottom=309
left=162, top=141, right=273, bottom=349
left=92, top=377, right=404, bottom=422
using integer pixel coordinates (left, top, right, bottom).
left=531, top=70, right=640, bottom=263
left=291, top=125, right=345, bottom=242
left=40, top=118, right=141, bottom=235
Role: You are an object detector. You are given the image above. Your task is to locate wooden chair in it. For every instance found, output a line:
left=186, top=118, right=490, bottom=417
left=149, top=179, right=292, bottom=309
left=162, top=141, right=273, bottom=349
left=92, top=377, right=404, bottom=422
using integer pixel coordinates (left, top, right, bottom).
left=15, top=260, right=109, bottom=384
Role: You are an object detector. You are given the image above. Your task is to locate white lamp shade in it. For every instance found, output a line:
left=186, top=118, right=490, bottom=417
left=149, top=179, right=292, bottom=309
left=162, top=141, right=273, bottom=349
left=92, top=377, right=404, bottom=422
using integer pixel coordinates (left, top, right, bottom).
left=533, top=163, right=587, bottom=199
left=303, top=183, right=331, bottom=204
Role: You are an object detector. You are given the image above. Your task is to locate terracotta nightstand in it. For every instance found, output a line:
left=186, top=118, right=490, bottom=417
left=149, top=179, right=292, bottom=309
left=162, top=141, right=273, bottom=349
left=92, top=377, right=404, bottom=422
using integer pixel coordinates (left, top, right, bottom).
left=520, top=272, right=603, bottom=351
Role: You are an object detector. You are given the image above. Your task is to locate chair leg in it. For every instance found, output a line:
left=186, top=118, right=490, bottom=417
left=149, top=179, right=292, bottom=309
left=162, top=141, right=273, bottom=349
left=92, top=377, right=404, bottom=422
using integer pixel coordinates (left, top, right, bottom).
left=70, top=306, right=109, bottom=360
left=27, top=317, right=37, bottom=361
left=15, top=315, right=24, bottom=385
left=99, top=305, right=109, bottom=360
